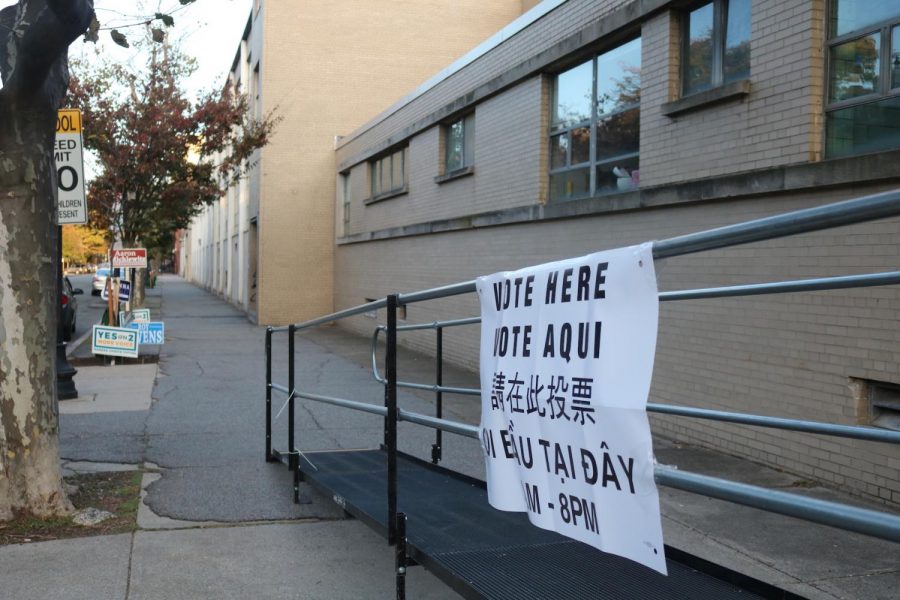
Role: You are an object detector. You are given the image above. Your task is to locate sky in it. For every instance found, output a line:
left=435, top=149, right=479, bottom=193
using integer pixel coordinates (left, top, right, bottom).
left=77, top=0, right=253, bottom=95
left=1, top=0, right=253, bottom=96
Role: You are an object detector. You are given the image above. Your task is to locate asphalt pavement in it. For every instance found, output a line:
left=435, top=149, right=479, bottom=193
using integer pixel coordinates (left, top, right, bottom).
left=1, top=274, right=896, bottom=599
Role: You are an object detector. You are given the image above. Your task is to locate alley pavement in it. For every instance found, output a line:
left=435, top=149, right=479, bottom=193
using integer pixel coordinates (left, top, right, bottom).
left=0, top=275, right=897, bottom=599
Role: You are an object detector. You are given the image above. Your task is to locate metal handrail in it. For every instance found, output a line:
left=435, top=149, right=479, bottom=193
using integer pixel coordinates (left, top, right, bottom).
left=265, top=189, right=900, bottom=550
left=652, top=188, right=900, bottom=259
left=367, top=349, right=900, bottom=443
left=288, top=392, right=900, bottom=544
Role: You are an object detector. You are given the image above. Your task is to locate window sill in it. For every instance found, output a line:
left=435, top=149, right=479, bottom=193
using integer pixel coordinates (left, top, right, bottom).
left=661, top=79, right=751, bottom=118
left=434, top=165, right=475, bottom=184
left=364, top=186, right=408, bottom=205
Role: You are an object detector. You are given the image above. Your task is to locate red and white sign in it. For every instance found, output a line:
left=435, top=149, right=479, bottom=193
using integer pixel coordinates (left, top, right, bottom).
left=111, top=248, right=148, bottom=268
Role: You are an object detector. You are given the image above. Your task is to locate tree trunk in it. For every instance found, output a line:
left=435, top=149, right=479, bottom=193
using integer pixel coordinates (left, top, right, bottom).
left=0, top=0, right=93, bottom=521
left=133, top=266, right=146, bottom=308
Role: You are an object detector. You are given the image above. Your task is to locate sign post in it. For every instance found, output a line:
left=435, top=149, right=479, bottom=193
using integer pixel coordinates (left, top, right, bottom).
left=55, top=108, right=85, bottom=399
left=477, top=243, right=667, bottom=574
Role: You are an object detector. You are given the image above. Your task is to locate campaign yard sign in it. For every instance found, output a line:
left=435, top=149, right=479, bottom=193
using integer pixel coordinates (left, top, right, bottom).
left=118, top=280, right=132, bottom=302
left=111, top=248, right=148, bottom=269
left=476, top=243, right=666, bottom=574
left=131, top=308, right=151, bottom=323
left=92, top=325, right=139, bottom=358
left=126, top=321, right=165, bottom=345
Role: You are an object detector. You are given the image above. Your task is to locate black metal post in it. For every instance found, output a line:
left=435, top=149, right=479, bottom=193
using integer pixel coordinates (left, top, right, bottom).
left=265, top=327, right=274, bottom=462
left=431, top=327, right=443, bottom=464
left=288, top=324, right=300, bottom=503
left=56, top=224, right=77, bottom=400
left=386, top=294, right=398, bottom=545
left=395, top=512, right=408, bottom=600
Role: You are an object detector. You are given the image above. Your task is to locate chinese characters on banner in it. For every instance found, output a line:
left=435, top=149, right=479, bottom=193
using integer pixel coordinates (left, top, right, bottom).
left=477, top=242, right=667, bottom=574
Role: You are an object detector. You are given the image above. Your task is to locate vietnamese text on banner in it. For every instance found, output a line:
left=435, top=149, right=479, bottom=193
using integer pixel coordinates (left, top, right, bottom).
left=476, top=242, right=666, bottom=574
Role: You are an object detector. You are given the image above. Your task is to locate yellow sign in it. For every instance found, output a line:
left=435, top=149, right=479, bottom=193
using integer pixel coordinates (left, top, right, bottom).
left=56, top=108, right=82, bottom=134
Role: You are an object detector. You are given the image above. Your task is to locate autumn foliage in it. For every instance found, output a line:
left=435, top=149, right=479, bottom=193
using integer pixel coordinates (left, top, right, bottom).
left=67, top=41, right=277, bottom=254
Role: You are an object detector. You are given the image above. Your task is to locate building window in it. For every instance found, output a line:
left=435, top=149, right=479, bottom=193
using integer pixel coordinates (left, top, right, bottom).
left=825, top=1, right=900, bottom=157
left=549, top=37, right=641, bottom=201
left=683, top=0, right=751, bottom=96
left=444, top=113, right=475, bottom=173
left=340, top=173, right=350, bottom=231
left=369, top=146, right=408, bottom=199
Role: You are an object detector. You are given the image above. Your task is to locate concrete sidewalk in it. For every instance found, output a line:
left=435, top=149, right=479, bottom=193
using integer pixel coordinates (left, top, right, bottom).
left=1, top=275, right=897, bottom=599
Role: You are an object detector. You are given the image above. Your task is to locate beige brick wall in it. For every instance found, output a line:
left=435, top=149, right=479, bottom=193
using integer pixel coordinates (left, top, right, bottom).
left=335, top=182, right=900, bottom=506
left=255, top=0, right=527, bottom=325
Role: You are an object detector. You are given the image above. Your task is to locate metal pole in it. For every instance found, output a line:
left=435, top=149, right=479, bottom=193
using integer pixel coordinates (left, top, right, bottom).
left=265, top=327, right=274, bottom=462
left=56, top=224, right=77, bottom=399
left=386, top=294, right=398, bottom=545
left=432, top=327, right=443, bottom=464
left=288, top=324, right=301, bottom=503
left=395, top=512, right=407, bottom=600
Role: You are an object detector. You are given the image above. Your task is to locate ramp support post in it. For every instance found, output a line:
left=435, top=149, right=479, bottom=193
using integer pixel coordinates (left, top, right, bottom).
left=395, top=512, right=408, bottom=600
left=432, top=327, right=443, bottom=464
left=386, top=294, right=399, bottom=545
left=288, top=324, right=301, bottom=503
left=265, top=327, right=275, bottom=462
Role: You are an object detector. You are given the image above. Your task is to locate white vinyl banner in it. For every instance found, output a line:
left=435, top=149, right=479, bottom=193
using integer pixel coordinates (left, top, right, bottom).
left=476, top=242, right=666, bottom=574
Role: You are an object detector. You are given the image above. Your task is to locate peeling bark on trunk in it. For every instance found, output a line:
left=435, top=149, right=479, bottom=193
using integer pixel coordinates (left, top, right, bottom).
left=132, top=266, right=146, bottom=308
left=0, top=0, right=93, bottom=521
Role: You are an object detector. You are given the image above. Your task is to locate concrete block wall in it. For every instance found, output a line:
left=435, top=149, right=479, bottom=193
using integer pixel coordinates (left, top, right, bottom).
left=334, top=181, right=900, bottom=506
left=336, top=0, right=628, bottom=165
left=337, top=0, right=831, bottom=237
left=641, top=0, right=827, bottom=186
left=343, top=77, right=546, bottom=234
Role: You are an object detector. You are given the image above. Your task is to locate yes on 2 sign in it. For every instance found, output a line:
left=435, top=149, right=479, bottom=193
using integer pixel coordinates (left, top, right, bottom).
left=56, top=108, right=87, bottom=225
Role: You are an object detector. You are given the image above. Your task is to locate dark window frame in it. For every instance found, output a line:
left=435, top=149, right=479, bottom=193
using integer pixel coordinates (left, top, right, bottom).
left=443, top=112, right=476, bottom=174
left=367, top=146, right=409, bottom=202
left=824, top=3, right=900, bottom=157
left=826, top=15, right=900, bottom=112
left=681, top=0, right=751, bottom=97
left=549, top=37, right=641, bottom=201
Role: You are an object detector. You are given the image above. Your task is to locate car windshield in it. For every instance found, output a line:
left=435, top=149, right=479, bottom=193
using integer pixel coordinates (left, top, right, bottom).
left=96, top=268, right=110, bottom=276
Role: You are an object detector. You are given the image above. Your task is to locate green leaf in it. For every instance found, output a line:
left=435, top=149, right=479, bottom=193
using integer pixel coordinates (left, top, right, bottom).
left=155, top=12, right=175, bottom=27
left=110, top=30, right=129, bottom=48
left=151, top=28, right=166, bottom=43
left=179, top=0, right=197, bottom=5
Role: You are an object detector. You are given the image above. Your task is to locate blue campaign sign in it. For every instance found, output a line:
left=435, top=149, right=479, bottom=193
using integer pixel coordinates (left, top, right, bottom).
left=126, top=321, right=165, bottom=345
left=118, top=280, right=131, bottom=302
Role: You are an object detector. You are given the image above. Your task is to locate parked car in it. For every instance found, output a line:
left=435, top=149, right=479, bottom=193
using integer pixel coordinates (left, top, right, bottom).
left=91, top=267, right=111, bottom=296
left=62, top=276, right=83, bottom=341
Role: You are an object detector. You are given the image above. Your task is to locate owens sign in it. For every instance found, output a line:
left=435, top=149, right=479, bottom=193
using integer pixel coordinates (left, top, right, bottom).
left=111, top=248, right=148, bottom=269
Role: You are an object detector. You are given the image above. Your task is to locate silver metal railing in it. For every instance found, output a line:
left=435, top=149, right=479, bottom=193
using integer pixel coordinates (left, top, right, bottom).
left=268, top=188, right=900, bottom=544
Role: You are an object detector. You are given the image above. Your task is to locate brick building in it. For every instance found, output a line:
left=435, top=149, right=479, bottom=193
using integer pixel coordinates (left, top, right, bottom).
left=179, top=0, right=535, bottom=322
left=332, top=0, right=900, bottom=505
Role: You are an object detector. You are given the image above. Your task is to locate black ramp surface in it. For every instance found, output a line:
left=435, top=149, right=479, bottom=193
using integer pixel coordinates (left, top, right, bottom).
left=300, top=450, right=799, bottom=600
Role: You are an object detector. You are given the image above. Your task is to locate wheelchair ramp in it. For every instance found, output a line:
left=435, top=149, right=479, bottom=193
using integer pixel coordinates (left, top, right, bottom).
left=300, top=449, right=802, bottom=600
